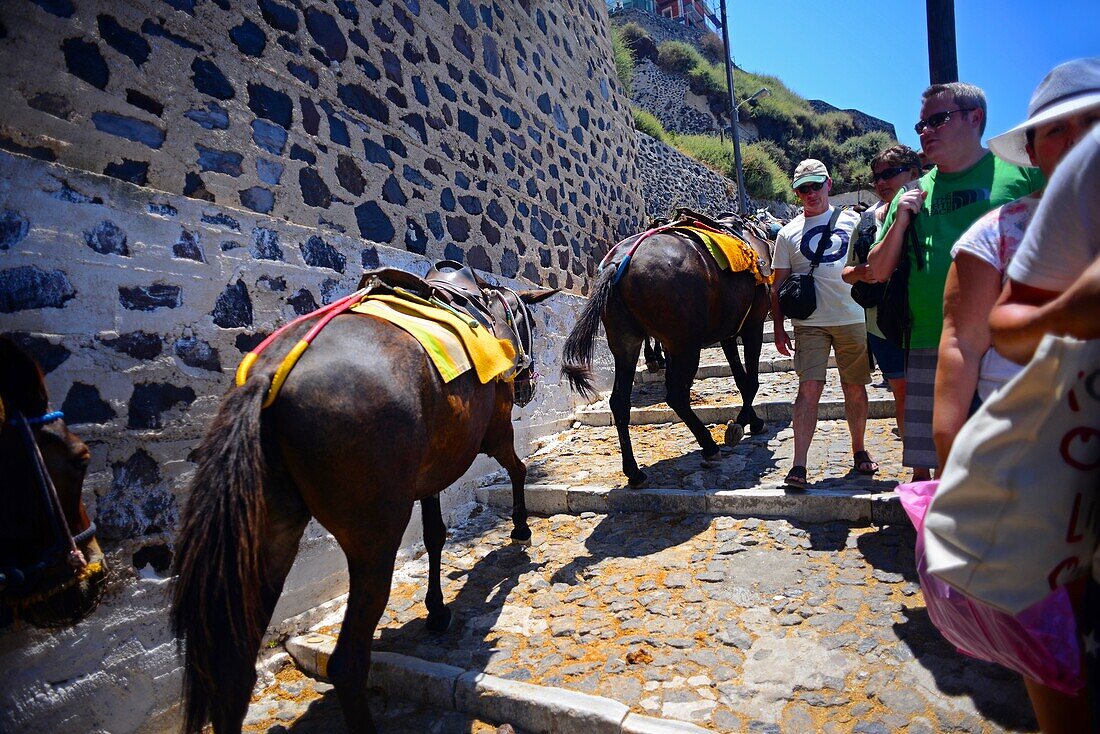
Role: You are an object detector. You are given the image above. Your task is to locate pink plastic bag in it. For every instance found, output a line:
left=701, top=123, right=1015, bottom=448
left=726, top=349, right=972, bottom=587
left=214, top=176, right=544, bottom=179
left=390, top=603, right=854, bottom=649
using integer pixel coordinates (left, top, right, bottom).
left=897, top=481, right=1083, bottom=694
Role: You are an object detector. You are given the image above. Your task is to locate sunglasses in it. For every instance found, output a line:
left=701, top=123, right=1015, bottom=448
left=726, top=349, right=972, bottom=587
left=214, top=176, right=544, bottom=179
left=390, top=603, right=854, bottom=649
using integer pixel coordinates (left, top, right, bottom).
left=794, top=181, right=825, bottom=195
left=914, top=108, right=974, bottom=135
left=871, top=165, right=910, bottom=183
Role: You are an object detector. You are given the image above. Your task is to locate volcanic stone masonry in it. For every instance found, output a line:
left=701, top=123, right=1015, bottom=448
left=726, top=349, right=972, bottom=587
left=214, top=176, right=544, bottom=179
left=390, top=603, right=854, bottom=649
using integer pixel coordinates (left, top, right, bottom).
left=0, top=0, right=647, bottom=291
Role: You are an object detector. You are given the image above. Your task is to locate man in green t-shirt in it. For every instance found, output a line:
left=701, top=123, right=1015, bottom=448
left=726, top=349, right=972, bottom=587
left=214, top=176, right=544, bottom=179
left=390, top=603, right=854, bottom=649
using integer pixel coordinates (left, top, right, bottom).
left=867, top=82, right=1044, bottom=480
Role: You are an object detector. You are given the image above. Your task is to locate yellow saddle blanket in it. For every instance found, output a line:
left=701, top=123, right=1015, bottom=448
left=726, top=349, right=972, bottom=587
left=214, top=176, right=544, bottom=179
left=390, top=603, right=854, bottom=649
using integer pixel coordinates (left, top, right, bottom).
left=674, top=226, right=773, bottom=285
left=350, top=294, right=516, bottom=384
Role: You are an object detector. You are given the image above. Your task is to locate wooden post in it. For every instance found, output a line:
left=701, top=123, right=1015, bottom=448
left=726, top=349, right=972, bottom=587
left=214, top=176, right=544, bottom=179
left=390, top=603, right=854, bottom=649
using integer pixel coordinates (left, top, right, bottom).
left=926, top=0, right=959, bottom=83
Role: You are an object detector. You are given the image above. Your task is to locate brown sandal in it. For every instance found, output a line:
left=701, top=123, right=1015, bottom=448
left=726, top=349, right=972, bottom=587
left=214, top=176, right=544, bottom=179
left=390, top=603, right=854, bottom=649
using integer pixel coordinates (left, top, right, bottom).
left=854, top=450, right=879, bottom=475
left=784, top=465, right=808, bottom=489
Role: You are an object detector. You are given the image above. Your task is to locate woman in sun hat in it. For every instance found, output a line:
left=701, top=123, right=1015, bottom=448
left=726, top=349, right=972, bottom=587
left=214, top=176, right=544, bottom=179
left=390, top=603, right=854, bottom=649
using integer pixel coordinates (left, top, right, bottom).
left=932, top=56, right=1100, bottom=734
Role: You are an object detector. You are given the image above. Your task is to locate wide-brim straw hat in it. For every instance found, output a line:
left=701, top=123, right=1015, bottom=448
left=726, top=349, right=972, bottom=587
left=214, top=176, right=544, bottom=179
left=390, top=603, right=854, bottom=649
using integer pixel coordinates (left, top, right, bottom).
left=988, top=57, right=1100, bottom=167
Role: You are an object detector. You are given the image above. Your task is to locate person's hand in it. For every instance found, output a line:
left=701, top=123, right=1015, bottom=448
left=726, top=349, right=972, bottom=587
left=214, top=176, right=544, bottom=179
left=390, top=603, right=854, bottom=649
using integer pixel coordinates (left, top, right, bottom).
left=855, top=264, right=879, bottom=283
left=774, top=324, right=792, bottom=356
left=895, top=188, right=927, bottom=222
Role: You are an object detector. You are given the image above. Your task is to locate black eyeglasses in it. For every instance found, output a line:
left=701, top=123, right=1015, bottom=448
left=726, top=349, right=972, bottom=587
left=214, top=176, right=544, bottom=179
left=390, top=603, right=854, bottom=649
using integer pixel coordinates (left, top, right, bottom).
left=871, top=165, right=910, bottom=183
left=914, top=108, right=974, bottom=135
left=795, top=181, right=825, bottom=195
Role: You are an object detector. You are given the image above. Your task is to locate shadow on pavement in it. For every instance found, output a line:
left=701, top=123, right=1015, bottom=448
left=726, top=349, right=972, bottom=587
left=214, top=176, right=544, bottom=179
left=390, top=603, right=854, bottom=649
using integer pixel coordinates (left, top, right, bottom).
left=373, top=539, right=544, bottom=671
left=281, top=687, right=518, bottom=734
left=549, top=511, right=712, bottom=586
left=857, top=524, right=919, bottom=580
left=893, top=606, right=1039, bottom=731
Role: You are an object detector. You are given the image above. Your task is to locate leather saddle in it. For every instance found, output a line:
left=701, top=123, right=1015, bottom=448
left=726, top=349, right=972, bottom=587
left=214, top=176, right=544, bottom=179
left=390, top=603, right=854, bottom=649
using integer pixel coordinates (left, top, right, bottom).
left=357, top=260, right=495, bottom=329
left=672, top=207, right=773, bottom=278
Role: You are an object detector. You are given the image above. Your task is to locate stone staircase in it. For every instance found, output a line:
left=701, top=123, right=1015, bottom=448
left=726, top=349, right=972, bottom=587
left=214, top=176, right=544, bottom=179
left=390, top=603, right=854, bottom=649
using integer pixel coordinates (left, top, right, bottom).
left=245, top=332, right=1037, bottom=733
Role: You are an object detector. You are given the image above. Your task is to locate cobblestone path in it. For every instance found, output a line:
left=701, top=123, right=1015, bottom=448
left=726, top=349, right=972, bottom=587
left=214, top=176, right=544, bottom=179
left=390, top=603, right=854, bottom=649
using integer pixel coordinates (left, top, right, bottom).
left=246, top=341, right=1038, bottom=733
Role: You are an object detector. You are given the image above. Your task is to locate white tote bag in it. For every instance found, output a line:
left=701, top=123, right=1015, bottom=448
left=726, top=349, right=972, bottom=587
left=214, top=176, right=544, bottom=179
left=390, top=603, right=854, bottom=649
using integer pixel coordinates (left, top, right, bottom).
left=924, top=335, right=1100, bottom=615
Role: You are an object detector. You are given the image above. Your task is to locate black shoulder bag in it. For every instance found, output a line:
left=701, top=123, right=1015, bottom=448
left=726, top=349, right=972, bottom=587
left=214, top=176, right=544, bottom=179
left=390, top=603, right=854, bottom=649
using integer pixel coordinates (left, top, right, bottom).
left=849, top=210, right=886, bottom=309
left=876, top=220, right=916, bottom=350
left=777, top=206, right=841, bottom=320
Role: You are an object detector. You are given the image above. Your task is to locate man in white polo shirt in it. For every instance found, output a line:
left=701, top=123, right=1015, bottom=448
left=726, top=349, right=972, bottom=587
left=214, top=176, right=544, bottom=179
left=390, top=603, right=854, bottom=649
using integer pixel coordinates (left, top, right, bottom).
left=772, top=159, right=875, bottom=488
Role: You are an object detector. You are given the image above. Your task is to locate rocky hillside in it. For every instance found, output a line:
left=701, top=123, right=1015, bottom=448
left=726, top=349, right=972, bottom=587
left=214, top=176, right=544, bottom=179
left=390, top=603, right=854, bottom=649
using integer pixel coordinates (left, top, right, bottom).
left=610, top=8, right=898, bottom=196
left=809, top=100, right=897, bottom=139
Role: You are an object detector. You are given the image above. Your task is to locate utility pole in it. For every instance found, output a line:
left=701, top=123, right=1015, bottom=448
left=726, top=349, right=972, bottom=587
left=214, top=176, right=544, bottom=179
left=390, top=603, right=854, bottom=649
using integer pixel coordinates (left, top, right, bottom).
left=718, top=1, right=748, bottom=214
left=926, top=0, right=958, bottom=83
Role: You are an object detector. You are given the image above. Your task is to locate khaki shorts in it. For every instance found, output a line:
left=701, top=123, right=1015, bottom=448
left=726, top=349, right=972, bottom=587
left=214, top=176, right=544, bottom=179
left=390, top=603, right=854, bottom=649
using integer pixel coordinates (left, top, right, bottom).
left=792, top=322, right=871, bottom=384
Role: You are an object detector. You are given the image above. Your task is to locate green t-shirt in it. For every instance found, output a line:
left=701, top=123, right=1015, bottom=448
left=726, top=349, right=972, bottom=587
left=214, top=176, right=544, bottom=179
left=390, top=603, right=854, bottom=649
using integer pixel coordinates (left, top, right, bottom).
left=876, top=153, right=1044, bottom=349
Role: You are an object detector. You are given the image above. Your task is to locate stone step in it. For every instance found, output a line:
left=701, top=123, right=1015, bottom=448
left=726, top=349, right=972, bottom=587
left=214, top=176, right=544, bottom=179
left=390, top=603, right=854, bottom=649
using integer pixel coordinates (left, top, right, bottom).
left=274, top=508, right=1034, bottom=733
left=575, top=398, right=896, bottom=427
left=521, top=418, right=906, bottom=497
left=284, top=639, right=713, bottom=734
left=636, top=342, right=833, bottom=383
left=583, top=367, right=896, bottom=426
left=477, top=483, right=905, bottom=526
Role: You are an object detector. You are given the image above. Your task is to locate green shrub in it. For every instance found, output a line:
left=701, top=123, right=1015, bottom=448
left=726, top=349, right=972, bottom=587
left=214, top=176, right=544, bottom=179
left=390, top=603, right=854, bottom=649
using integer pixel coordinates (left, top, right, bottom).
left=611, top=27, right=635, bottom=95
left=686, top=64, right=727, bottom=101
left=742, top=143, right=793, bottom=202
left=617, top=22, right=657, bottom=61
left=633, top=107, right=668, bottom=142
left=839, top=131, right=895, bottom=165
left=698, top=31, right=725, bottom=63
left=751, top=139, right=792, bottom=180
left=656, top=40, right=702, bottom=74
left=808, top=111, right=854, bottom=140
left=672, top=134, right=736, bottom=178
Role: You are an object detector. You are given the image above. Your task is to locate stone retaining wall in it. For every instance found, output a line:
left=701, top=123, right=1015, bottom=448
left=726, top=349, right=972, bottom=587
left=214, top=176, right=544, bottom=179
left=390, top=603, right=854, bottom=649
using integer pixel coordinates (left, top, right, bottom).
left=635, top=129, right=737, bottom=219
left=0, top=0, right=646, bottom=292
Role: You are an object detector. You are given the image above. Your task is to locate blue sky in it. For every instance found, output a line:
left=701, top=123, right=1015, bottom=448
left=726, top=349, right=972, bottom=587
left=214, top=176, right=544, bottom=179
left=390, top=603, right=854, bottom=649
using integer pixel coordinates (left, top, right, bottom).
left=725, top=0, right=1100, bottom=153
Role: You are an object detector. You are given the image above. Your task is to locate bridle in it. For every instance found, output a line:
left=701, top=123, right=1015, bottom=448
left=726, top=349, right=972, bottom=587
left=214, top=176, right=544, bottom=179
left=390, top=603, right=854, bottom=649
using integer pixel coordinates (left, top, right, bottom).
left=488, top=286, right=537, bottom=407
left=0, top=408, right=102, bottom=614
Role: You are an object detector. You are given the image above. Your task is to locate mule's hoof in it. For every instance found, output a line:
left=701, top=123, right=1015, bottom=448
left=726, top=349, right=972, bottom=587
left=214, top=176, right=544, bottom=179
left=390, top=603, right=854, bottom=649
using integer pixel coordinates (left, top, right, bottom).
left=510, top=531, right=532, bottom=547
left=425, top=606, right=452, bottom=633
left=701, top=447, right=722, bottom=467
left=749, top=419, right=766, bottom=435
left=627, top=471, right=648, bottom=488
left=724, top=422, right=745, bottom=446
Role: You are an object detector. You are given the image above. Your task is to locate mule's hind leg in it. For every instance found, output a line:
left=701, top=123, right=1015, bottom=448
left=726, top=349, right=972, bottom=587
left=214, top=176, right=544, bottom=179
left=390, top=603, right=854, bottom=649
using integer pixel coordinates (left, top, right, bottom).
left=327, top=502, right=413, bottom=734
left=420, top=494, right=452, bottom=632
left=664, top=350, right=721, bottom=460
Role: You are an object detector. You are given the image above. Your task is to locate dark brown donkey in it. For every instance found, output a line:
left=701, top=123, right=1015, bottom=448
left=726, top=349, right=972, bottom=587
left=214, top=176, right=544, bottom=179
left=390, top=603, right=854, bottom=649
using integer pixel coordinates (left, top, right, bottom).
left=171, top=268, right=555, bottom=733
left=0, top=336, right=107, bottom=629
left=562, top=213, right=771, bottom=486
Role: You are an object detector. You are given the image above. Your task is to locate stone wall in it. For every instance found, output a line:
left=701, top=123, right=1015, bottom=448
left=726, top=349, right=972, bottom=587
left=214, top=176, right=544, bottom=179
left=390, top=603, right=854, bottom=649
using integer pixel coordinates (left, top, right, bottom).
left=634, top=130, right=736, bottom=219
left=0, top=149, right=597, bottom=732
left=0, top=0, right=647, bottom=292
left=0, top=0, right=628, bottom=730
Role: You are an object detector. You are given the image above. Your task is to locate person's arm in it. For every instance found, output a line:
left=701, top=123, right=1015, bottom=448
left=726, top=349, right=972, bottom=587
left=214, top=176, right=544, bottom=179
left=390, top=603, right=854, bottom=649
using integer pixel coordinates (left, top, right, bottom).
left=771, top=267, right=792, bottom=356
left=867, top=188, right=927, bottom=281
left=990, top=255, right=1100, bottom=364
left=933, top=254, right=1002, bottom=466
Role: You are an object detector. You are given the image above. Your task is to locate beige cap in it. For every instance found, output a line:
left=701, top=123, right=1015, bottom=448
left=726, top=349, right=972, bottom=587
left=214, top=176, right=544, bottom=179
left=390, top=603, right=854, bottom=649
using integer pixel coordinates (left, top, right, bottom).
left=792, top=159, right=829, bottom=188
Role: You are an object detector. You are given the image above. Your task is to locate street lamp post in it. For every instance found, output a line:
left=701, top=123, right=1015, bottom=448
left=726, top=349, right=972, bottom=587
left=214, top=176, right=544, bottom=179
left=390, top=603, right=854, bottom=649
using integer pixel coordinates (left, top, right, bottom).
left=718, top=2, right=768, bottom=214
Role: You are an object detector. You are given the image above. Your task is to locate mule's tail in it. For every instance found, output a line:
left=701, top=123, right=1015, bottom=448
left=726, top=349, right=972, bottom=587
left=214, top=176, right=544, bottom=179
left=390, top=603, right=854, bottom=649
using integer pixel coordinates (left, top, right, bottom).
left=171, top=377, right=269, bottom=733
left=561, top=266, right=616, bottom=399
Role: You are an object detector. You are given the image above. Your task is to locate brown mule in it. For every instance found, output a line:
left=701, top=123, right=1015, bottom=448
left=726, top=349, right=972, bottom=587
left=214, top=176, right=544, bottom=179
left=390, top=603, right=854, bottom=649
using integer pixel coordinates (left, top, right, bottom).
left=0, top=336, right=107, bottom=629
left=170, top=273, right=555, bottom=733
left=562, top=213, right=770, bottom=487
